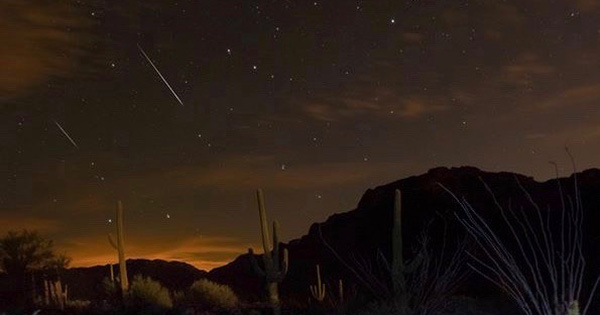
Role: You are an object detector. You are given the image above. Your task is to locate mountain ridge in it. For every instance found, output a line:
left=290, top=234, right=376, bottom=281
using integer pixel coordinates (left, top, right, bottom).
left=56, top=166, right=600, bottom=304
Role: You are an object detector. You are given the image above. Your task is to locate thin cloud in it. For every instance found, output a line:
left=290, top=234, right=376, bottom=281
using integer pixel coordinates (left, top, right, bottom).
left=0, top=216, right=60, bottom=234
left=300, top=88, right=448, bottom=122
left=0, top=0, right=92, bottom=99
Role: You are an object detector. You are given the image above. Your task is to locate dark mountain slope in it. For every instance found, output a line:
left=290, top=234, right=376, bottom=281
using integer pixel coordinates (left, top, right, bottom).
left=207, top=166, right=600, bottom=303
left=52, top=166, right=600, bottom=306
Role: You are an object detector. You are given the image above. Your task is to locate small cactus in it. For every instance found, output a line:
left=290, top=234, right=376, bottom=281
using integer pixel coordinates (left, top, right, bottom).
left=248, top=189, right=289, bottom=315
left=568, top=300, right=580, bottom=315
left=310, top=264, right=326, bottom=302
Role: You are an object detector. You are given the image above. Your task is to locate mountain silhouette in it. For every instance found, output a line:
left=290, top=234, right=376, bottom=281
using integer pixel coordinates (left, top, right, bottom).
left=58, top=166, right=600, bottom=307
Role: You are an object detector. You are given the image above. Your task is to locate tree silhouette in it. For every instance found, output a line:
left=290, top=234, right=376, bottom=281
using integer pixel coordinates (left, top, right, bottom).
left=0, top=230, right=68, bottom=306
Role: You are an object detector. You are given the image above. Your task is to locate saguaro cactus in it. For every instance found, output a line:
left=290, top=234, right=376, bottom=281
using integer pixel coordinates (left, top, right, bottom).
left=248, top=189, right=289, bottom=315
left=310, top=264, right=326, bottom=302
left=108, top=200, right=129, bottom=295
left=391, top=189, right=422, bottom=312
left=392, top=189, right=405, bottom=296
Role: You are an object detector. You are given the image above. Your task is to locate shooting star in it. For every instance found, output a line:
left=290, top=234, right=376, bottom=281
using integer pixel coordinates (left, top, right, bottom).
left=53, top=120, right=79, bottom=149
left=137, top=43, right=184, bottom=106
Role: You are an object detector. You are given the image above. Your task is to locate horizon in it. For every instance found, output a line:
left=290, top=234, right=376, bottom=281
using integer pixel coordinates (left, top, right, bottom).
left=3, top=0, right=600, bottom=273
left=55, top=164, right=597, bottom=271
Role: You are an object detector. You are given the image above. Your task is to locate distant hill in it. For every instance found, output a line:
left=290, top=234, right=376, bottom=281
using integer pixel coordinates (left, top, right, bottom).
left=63, top=259, right=207, bottom=301
left=58, top=166, right=600, bottom=307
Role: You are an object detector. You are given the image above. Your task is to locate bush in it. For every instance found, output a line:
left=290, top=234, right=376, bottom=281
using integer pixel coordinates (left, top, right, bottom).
left=101, top=277, right=118, bottom=298
left=126, top=275, right=173, bottom=309
left=187, top=278, right=239, bottom=309
left=66, top=299, right=91, bottom=310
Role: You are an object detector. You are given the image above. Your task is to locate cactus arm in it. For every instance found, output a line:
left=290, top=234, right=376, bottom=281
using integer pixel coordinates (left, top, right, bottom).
left=108, top=234, right=117, bottom=250
left=281, top=248, right=289, bottom=275
left=272, top=248, right=289, bottom=283
left=310, top=264, right=326, bottom=301
left=272, top=220, right=280, bottom=270
left=248, top=248, right=266, bottom=277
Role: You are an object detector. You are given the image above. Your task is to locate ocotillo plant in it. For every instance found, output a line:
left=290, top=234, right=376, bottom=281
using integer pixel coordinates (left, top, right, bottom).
left=248, top=189, right=289, bottom=315
left=310, top=264, right=326, bottom=302
left=108, top=200, right=129, bottom=296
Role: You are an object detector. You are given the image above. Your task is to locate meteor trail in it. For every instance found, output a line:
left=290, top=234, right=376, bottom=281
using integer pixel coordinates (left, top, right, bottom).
left=53, top=120, right=79, bottom=149
left=137, top=43, right=184, bottom=106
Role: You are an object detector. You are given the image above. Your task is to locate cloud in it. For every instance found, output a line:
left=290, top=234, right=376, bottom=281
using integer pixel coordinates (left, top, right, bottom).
left=0, top=0, right=92, bottom=100
left=502, top=53, right=555, bottom=86
left=300, top=86, right=448, bottom=122
left=396, top=98, right=447, bottom=118
left=531, top=121, right=600, bottom=147
left=0, top=215, right=60, bottom=234
left=574, top=0, right=600, bottom=12
left=519, top=83, right=600, bottom=111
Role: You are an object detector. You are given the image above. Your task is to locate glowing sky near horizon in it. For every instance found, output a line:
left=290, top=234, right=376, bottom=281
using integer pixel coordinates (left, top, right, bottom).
left=1, top=0, right=600, bottom=271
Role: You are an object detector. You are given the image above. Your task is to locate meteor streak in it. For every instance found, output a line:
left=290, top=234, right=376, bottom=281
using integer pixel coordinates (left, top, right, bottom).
left=137, top=43, right=184, bottom=106
left=53, top=120, right=79, bottom=149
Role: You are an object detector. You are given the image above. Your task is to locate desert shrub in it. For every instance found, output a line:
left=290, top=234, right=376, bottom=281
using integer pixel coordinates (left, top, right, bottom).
left=66, top=299, right=91, bottom=309
left=171, top=290, right=185, bottom=305
left=187, top=278, right=239, bottom=309
left=126, top=275, right=173, bottom=309
left=101, top=276, right=118, bottom=297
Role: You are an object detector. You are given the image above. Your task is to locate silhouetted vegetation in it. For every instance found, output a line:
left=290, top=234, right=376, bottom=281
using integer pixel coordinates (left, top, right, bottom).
left=3, top=166, right=600, bottom=314
left=186, top=279, right=239, bottom=310
left=0, top=230, right=70, bottom=309
left=126, top=275, right=173, bottom=311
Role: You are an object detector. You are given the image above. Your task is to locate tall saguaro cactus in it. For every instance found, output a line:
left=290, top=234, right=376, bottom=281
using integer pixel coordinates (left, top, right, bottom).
left=108, top=200, right=129, bottom=295
left=392, top=189, right=406, bottom=296
left=248, top=189, right=289, bottom=315
left=391, top=189, right=423, bottom=313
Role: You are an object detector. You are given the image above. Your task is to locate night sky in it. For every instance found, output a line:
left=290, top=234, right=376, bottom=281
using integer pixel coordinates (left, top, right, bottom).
left=2, top=0, right=600, bottom=270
